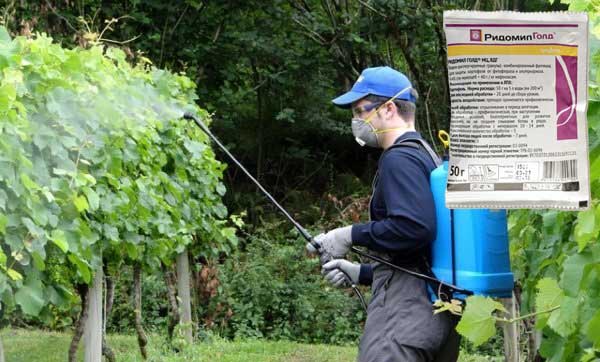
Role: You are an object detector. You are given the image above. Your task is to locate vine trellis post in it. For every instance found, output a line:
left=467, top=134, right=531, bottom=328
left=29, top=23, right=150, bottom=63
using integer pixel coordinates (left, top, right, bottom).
left=177, top=250, right=193, bottom=344
left=501, top=292, right=519, bottom=362
left=84, top=267, right=103, bottom=362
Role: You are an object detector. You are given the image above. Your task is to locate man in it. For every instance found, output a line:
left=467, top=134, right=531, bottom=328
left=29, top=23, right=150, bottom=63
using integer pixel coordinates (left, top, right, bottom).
left=307, top=66, right=459, bottom=362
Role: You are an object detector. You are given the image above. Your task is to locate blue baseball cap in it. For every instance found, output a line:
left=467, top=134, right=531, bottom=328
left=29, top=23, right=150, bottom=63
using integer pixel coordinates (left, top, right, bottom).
left=331, top=66, right=416, bottom=108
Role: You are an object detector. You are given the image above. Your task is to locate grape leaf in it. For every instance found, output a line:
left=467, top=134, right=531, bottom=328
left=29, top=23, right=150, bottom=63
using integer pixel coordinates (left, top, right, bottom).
left=535, top=277, right=563, bottom=329
left=456, top=295, right=506, bottom=346
left=0, top=27, right=10, bottom=43
left=49, top=230, right=69, bottom=253
left=586, top=309, right=600, bottom=346
left=0, top=213, right=7, bottom=234
left=7, top=269, right=22, bottom=281
left=68, top=254, right=91, bottom=284
left=73, top=195, right=89, bottom=212
left=560, top=252, right=593, bottom=297
left=539, top=333, right=569, bottom=362
left=216, top=182, right=226, bottom=196
left=548, top=296, right=579, bottom=338
left=20, top=173, right=39, bottom=191
left=15, top=277, right=45, bottom=316
left=574, top=208, right=597, bottom=252
left=83, top=187, right=99, bottom=211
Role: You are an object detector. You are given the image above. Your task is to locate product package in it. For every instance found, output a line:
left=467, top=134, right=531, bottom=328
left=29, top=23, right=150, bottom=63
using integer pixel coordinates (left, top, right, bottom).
left=443, top=11, right=590, bottom=210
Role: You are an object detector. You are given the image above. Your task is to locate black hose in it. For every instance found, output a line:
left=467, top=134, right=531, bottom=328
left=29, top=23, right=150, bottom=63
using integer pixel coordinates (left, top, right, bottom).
left=350, top=247, right=473, bottom=296
left=352, top=284, right=368, bottom=311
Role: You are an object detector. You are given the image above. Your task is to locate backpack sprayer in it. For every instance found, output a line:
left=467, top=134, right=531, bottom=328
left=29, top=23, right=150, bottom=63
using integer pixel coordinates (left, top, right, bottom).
left=182, top=112, right=477, bottom=313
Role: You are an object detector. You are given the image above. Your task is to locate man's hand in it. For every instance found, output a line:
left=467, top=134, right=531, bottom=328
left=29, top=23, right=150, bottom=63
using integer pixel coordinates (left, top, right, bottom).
left=305, top=226, right=353, bottom=262
left=322, top=259, right=360, bottom=287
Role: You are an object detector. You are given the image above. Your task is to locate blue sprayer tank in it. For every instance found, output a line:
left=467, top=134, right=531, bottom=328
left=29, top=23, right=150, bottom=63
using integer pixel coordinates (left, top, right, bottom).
left=430, top=160, right=514, bottom=299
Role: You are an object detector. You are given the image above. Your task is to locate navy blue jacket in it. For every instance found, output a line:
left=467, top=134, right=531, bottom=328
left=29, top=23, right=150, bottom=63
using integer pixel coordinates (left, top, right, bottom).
left=352, top=132, right=438, bottom=285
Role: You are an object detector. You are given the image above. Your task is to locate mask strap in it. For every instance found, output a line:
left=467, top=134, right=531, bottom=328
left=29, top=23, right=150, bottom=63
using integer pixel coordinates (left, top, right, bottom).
left=373, top=127, right=408, bottom=135
left=363, top=86, right=413, bottom=124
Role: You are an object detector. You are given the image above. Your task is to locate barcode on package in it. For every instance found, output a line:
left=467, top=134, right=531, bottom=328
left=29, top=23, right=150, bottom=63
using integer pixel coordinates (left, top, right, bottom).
left=542, top=160, right=577, bottom=180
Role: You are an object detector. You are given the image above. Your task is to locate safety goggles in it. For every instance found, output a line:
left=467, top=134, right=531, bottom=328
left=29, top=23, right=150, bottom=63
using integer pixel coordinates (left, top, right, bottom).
left=351, top=86, right=414, bottom=122
left=351, top=101, right=384, bottom=118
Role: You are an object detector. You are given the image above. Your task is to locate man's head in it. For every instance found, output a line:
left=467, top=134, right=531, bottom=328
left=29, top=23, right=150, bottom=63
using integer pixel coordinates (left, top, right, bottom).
left=332, top=66, right=418, bottom=148
left=332, top=66, right=418, bottom=107
left=351, top=95, right=416, bottom=124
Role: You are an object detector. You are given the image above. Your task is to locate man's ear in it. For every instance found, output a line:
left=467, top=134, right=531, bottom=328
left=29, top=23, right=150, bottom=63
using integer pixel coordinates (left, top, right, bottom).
left=383, top=101, right=396, bottom=120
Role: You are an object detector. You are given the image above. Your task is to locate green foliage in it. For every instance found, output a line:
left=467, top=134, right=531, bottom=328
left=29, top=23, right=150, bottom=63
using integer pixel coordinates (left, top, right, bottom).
left=456, top=296, right=506, bottom=347
left=107, top=271, right=170, bottom=333
left=102, top=219, right=366, bottom=344
left=208, top=227, right=365, bottom=345
left=535, top=278, right=563, bottom=328
left=0, top=28, right=233, bottom=320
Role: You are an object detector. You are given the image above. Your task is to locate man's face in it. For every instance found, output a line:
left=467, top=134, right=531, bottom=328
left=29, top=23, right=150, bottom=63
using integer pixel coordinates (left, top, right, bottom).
left=351, top=99, right=383, bottom=122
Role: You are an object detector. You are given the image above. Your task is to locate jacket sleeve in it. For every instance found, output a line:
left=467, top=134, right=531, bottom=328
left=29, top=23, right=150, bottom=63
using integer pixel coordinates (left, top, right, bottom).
left=358, top=264, right=373, bottom=285
left=350, top=150, right=436, bottom=254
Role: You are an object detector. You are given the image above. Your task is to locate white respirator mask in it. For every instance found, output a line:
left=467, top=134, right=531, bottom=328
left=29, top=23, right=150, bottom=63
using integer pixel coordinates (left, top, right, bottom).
left=351, top=86, right=414, bottom=148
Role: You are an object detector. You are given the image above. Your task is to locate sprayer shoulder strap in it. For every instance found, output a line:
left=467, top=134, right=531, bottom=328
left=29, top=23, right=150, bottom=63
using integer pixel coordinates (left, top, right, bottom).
left=386, top=137, right=442, bottom=167
left=386, top=139, right=453, bottom=299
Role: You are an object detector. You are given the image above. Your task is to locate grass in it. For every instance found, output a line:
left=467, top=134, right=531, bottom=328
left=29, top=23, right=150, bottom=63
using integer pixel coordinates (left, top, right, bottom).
left=3, top=329, right=354, bottom=362
left=1, top=328, right=503, bottom=362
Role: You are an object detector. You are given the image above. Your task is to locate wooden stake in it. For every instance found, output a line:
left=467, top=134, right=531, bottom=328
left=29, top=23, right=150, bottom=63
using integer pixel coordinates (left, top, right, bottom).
left=0, top=333, right=5, bottom=362
left=534, top=330, right=542, bottom=357
left=162, top=263, right=180, bottom=340
left=102, top=273, right=116, bottom=362
left=501, top=292, right=519, bottom=362
left=134, top=264, right=148, bottom=359
left=177, top=250, right=193, bottom=344
left=84, top=269, right=103, bottom=362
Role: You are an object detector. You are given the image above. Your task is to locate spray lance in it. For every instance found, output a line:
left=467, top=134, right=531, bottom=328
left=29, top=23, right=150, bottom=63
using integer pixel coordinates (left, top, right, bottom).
left=182, top=112, right=472, bottom=313
left=182, top=112, right=368, bottom=310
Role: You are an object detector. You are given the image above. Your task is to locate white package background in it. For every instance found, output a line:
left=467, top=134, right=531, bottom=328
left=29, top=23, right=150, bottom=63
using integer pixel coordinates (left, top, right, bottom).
left=444, top=11, right=590, bottom=210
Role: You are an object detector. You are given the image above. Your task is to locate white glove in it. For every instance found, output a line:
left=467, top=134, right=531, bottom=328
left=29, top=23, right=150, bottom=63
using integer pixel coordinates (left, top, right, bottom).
left=306, top=226, right=353, bottom=261
left=322, top=259, right=360, bottom=287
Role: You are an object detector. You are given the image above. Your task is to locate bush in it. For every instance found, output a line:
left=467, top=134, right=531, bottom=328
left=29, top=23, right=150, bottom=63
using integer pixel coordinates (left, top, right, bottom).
left=205, top=226, right=366, bottom=345
left=107, top=268, right=170, bottom=333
